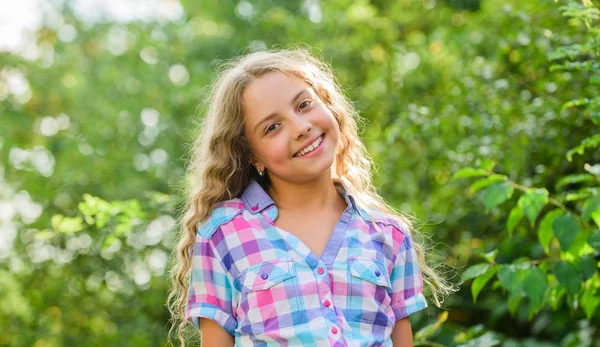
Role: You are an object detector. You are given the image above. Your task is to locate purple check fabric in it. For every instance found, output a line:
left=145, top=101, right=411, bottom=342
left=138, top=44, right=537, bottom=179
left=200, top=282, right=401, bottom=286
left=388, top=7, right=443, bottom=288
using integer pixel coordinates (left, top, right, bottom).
left=186, top=179, right=427, bottom=346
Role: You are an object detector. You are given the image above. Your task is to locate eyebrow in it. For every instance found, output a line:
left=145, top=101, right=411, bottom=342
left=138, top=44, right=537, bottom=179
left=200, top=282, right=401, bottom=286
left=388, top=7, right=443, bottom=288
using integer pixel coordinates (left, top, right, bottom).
left=253, top=88, right=311, bottom=134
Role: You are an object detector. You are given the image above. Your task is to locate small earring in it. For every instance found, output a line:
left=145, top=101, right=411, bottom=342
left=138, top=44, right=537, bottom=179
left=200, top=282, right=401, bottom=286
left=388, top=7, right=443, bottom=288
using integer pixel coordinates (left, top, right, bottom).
left=258, top=168, right=264, bottom=176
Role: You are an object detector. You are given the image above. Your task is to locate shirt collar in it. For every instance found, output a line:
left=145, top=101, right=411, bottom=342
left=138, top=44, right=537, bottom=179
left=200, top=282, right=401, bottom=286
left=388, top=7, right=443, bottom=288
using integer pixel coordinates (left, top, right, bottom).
left=240, top=179, right=276, bottom=214
left=240, top=178, right=359, bottom=216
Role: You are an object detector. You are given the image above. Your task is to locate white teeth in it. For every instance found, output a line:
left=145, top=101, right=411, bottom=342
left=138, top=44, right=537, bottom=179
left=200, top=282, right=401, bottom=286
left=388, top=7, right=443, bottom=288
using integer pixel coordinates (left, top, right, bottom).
left=296, top=136, right=323, bottom=157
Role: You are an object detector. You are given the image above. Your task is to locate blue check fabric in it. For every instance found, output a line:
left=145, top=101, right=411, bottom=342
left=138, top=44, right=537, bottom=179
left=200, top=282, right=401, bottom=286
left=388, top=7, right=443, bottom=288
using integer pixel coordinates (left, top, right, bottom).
left=186, top=179, right=427, bottom=346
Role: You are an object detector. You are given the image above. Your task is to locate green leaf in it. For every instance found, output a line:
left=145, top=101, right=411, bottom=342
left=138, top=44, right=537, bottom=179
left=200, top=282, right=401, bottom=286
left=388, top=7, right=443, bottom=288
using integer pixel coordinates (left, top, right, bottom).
left=591, top=111, right=600, bottom=125
left=592, top=210, right=600, bottom=229
left=581, top=283, right=600, bottom=320
left=561, top=98, right=592, bottom=111
left=472, top=265, right=499, bottom=303
left=469, top=175, right=507, bottom=195
left=566, top=134, right=600, bottom=161
left=548, top=44, right=584, bottom=61
left=463, top=263, right=489, bottom=281
left=582, top=196, right=600, bottom=222
left=556, top=174, right=595, bottom=189
left=507, top=292, right=523, bottom=315
left=539, top=209, right=564, bottom=254
left=550, top=61, right=597, bottom=72
left=452, top=167, right=489, bottom=181
left=552, top=213, right=580, bottom=251
left=553, top=261, right=582, bottom=296
left=588, top=229, right=600, bottom=252
left=506, top=206, right=524, bottom=237
left=414, top=311, right=448, bottom=341
left=480, top=249, right=498, bottom=264
left=559, top=1, right=600, bottom=18
left=577, top=255, right=597, bottom=281
left=51, top=215, right=84, bottom=234
left=517, top=188, right=549, bottom=226
left=497, top=265, right=527, bottom=294
left=456, top=331, right=502, bottom=347
left=479, top=159, right=497, bottom=171
left=453, top=325, right=485, bottom=345
left=565, top=190, right=594, bottom=201
left=549, top=285, right=566, bottom=310
left=566, top=228, right=593, bottom=257
left=482, top=182, right=514, bottom=210
left=522, top=267, right=548, bottom=315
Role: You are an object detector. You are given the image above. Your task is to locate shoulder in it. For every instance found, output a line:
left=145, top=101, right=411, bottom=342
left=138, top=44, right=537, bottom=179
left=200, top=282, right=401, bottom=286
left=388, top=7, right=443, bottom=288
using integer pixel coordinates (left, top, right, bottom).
left=358, top=207, right=410, bottom=234
left=357, top=207, right=413, bottom=251
left=196, top=198, right=246, bottom=239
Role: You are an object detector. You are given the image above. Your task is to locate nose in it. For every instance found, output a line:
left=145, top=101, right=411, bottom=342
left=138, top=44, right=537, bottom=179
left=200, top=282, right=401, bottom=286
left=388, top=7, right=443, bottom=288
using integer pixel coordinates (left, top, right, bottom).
left=290, top=114, right=312, bottom=140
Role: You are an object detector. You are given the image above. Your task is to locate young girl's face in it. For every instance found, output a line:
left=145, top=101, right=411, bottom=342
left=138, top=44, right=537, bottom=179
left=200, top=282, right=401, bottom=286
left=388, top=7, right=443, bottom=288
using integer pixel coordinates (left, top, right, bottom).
left=242, top=71, right=340, bottom=184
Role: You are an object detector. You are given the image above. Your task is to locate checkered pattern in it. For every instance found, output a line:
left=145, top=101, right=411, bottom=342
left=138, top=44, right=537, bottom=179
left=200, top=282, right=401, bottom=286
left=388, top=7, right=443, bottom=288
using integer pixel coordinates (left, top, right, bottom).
left=186, top=179, right=427, bottom=346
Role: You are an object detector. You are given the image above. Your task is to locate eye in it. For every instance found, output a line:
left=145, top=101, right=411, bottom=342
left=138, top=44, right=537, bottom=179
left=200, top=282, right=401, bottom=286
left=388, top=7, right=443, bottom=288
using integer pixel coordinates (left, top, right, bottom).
left=265, top=123, right=280, bottom=134
left=298, top=100, right=312, bottom=111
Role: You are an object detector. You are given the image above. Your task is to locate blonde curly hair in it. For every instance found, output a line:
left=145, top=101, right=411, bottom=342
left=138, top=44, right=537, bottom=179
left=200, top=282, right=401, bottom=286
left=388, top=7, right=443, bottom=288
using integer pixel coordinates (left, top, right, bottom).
left=167, top=46, right=455, bottom=346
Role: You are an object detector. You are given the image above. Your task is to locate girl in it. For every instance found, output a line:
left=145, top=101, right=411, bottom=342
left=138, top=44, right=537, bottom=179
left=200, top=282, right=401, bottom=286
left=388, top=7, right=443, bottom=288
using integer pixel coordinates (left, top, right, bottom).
left=168, top=47, right=453, bottom=346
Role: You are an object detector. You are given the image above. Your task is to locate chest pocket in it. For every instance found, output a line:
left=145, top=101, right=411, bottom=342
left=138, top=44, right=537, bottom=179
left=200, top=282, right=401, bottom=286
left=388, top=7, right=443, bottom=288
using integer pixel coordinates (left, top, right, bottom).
left=347, top=257, right=394, bottom=327
left=236, top=258, right=303, bottom=334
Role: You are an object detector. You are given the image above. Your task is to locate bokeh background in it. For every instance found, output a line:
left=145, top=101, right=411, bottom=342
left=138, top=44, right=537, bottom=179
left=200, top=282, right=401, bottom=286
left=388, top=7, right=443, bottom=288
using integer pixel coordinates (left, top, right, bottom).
left=1, top=0, right=599, bottom=346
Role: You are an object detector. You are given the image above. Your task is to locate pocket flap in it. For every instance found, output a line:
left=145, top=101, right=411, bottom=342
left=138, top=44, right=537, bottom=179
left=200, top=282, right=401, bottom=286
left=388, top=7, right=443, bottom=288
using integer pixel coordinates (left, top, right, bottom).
left=349, top=257, right=390, bottom=288
left=239, top=258, right=296, bottom=293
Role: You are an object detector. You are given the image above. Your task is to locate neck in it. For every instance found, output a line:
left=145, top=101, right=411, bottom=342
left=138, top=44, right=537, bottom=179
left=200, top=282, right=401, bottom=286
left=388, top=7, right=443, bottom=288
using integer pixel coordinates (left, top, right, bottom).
left=267, top=172, right=346, bottom=213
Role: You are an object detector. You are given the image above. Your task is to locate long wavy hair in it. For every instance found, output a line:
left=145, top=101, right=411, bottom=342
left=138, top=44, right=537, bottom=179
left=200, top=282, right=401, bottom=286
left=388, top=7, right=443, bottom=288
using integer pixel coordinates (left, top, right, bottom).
left=167, top=46, right=456, bottom=345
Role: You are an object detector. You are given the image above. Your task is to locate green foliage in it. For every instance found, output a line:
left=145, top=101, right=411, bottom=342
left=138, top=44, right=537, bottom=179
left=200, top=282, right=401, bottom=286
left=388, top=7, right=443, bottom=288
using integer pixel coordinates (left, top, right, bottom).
left=553, top=213, right=581, bottom=251
left=523, top=267, right=548, bottom=316
left=482, top=182, right=514, bottom=211
left=554, top=261, right=583, bottom=296
left=455, top=1, right=600, bottom=344
left=518, top=189, right=549, bottom=226
left=471, top=265, right=498, bottom=303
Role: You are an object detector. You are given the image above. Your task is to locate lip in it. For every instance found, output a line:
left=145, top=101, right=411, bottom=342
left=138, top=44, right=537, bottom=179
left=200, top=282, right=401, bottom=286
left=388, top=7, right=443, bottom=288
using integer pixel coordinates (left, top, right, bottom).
left=293, top=134, right=325, bottom=158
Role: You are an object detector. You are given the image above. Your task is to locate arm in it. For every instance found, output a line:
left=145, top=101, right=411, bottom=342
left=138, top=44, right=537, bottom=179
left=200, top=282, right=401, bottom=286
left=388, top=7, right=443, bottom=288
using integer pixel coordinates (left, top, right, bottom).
left=199, top=318, right=234, bottom=347
left=388, top=225, right=427, bottom=347
left=390, top=317, right=413, bottom=347
left=186, top=229, right=237, bottom=345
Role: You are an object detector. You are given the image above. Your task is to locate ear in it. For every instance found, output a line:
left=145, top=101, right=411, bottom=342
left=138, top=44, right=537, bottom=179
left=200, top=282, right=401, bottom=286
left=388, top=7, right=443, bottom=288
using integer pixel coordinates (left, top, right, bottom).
left=253, top=161, right=264, bottom=172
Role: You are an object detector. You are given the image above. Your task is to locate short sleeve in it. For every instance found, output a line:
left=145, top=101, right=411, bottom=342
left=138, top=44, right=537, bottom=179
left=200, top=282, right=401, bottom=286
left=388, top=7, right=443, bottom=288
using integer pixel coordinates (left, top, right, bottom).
left=389, top=229, right=428, bottom=320
left=185, top=232, right=237, bottom=335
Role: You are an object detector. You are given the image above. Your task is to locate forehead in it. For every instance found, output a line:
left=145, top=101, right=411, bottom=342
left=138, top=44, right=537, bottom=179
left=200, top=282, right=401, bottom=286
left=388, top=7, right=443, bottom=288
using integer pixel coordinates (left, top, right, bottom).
left=242, top=71, right=311, bottom=121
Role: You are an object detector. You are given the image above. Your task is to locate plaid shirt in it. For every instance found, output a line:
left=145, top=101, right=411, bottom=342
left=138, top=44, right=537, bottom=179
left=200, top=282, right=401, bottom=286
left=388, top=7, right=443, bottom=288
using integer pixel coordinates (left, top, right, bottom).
left=186, top=179, right=427, bottom=346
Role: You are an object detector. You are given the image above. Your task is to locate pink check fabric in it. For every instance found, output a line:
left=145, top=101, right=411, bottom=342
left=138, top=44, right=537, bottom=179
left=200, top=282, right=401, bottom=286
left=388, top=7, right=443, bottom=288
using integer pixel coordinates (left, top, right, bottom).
left=186, top=179, right=427, bottom=346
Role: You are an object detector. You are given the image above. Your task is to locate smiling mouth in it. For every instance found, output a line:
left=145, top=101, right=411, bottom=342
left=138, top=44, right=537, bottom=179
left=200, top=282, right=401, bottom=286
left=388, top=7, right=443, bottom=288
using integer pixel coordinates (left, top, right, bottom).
left=293, top=134, right=324, bottom=157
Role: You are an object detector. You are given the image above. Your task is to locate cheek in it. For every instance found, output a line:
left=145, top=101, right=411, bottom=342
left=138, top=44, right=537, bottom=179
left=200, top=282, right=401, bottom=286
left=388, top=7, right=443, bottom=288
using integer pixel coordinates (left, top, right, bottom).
left=260, top=138, right=292, bottom=163
left=320, top=106, right=339, bottom=131
left=324, top=113, right=341, bottom=140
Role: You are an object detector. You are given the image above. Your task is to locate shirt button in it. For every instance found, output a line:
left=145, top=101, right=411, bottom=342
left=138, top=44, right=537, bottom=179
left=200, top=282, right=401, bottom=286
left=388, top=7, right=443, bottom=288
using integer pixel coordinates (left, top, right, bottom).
left=251, top=205, right=259, bottom=211
left=331, top=326, right=338, bottom=334
left=375, top=270, right=381, bottom=277
left=324, top=300, right=331, bottom=307
left=317, top=267, right=325, bottom=275
left=261, top=273, right=268, bottom=280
